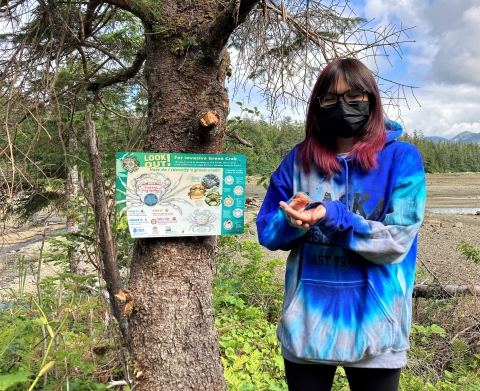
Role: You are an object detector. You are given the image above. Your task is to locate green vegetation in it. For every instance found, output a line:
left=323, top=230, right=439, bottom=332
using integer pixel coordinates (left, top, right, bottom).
left=1, top=229, right=480, bottom=390
left=0, top=272, right=118, bottom=390
left=456, top=241, right=480, bottom=264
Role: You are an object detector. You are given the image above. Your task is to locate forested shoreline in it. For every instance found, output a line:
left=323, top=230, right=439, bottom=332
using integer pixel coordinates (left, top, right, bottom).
left=223, top=117, right=480, bottom=175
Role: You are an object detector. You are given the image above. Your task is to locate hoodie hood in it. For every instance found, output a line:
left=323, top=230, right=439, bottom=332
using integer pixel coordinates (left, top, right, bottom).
left=385, top=120, right=403, bottom=144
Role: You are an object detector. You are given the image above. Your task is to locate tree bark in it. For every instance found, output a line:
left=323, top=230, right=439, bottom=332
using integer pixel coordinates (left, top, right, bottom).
left=127, top=1, right=258, bottom=390
left=413, top=284, right=480, bottom=298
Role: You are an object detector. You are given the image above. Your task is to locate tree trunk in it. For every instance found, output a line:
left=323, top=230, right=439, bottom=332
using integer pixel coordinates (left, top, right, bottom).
left=413, top=284, right=480, bottom=298
left=85, top=108, right=129, bottom=339
left=126, top=2, right=257, bottom=389
left=66, top=126, right=83, bottom=274
left=128, top=34, right=229, bottom=391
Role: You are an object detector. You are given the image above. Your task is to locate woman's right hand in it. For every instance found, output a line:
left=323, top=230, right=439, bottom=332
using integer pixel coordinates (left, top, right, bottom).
left=279, top=193, right=326, bottom=229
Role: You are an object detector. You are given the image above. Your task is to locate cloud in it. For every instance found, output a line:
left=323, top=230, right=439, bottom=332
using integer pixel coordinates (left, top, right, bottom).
left=427, top=3, right=480, bottom=85
left=397, top=83, right=480, bottom=137
left=363, top=0, right=480, bottom=137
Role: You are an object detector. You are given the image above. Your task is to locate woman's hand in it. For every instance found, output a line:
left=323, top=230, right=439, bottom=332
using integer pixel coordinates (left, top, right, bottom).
left=279, top=193, right=326, bottom=229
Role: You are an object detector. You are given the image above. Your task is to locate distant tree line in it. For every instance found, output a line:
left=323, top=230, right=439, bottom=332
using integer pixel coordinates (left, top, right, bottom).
left=224, top=119, right=480, bottom=175
left=400, top=130, right=480, bottom=173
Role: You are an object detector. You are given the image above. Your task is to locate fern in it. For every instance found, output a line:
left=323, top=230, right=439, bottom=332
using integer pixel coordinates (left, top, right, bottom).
left=232, top=355, right=249, bottom=372
left=246, top=350, right=261, bottom=374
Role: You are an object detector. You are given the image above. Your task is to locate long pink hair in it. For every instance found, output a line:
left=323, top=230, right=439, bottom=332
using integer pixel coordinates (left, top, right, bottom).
left=297, top=58, right=386, bottom=175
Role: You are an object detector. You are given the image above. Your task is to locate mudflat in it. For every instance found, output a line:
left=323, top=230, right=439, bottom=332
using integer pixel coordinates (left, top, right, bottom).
left=425, top=173, right=480, bottom=209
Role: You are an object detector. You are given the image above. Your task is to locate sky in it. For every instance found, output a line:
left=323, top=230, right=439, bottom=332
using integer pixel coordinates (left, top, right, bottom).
left=228, top=0, right=480, bottom=139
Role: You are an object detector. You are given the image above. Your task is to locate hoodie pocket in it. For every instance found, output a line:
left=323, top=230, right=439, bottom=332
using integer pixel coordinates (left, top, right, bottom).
left=278, top=279, right=395, bottom=363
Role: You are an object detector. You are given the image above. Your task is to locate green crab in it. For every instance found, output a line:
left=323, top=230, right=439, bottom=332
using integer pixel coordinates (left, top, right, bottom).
left=205, top=190, right=222, bottom=206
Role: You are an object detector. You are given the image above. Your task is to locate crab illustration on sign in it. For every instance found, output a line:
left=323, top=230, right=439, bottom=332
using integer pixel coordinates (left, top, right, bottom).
left=188, top=210, right=216, bottom=233
left=205, top=190, right=222, bottom=206
left=233, top=186, right=244, bottom=196
left=188, top=184, right=206, bottom=199
left=233, top=208, right=244, bottom=218
left=117, top=173, right=192, bottom=216
left=223, top=195, right=234, bottom=207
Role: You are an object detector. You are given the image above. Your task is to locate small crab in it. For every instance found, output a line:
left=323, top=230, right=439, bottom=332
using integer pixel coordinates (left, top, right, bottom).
left=188, top=210, right=215, bottom=233
left=188, top=184, right=206, bottom=199
left=205, top=190, right=222, bottom=206
left=117, top=173, right=192, bottom=216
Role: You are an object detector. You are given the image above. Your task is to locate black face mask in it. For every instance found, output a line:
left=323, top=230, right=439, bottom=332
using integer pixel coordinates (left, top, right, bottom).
left=318, top=101, right=370, bottom=138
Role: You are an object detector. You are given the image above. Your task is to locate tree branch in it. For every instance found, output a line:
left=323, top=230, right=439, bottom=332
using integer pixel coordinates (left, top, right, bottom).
left=84, top=107, right=128, bottom=338
left=82, top=40, right=128, bottom=69
left=84, top=0, right=102, bottom=38
left=0, top=0, right=27, bottom=14
left=100, top=0, right=145, bottom=20
left=87, top=46, right=146, bottom=91
left=225, top=130, right=253, bottom=147
left=209, top=0, right=259, bottom=45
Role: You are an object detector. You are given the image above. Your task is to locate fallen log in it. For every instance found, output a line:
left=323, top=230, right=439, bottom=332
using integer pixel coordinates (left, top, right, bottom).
left=413, top=284, right=480, bottom=298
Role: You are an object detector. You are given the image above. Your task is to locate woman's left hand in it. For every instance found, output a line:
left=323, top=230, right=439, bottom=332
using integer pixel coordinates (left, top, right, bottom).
left=279, top=196, right=326, bottom=229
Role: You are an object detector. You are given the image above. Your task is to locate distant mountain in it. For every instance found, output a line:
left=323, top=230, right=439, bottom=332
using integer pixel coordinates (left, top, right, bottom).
left=450, top=131, right=480, bottom=144
left=425, top=131, right=480, bottom=144
left=426, top=136, right=449, bottom=143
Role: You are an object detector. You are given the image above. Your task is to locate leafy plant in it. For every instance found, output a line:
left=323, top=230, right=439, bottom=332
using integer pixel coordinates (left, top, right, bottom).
left=457, top=240, right=480, bottom=264
left=0, top=270, right=122, bottom=390
left=214, top=236, right=286, bottom=390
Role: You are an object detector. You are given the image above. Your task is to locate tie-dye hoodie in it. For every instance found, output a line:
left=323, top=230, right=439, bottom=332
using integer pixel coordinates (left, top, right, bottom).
left=256, top=121, right=426, bottom=368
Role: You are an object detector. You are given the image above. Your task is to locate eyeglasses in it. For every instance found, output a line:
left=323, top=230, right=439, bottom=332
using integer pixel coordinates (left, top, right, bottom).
left=317, top=89, right=367, bottom=108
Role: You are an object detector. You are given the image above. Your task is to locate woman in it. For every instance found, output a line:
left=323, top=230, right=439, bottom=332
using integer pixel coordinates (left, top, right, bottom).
left=256, top=58, right=426, bottom=391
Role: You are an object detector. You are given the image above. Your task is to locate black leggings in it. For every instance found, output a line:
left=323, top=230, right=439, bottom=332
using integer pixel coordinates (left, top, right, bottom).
left=284, top=358, right=401, bottom=391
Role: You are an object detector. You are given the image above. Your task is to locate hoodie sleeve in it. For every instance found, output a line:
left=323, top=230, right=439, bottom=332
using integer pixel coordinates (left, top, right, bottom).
left=316, top=145, right=426, bottom=265
left=256, top=149, right=309, bottom=251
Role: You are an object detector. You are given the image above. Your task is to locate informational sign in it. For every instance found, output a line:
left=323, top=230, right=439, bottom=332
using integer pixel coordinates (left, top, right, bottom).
left=116, top=153, right=247, bottom=238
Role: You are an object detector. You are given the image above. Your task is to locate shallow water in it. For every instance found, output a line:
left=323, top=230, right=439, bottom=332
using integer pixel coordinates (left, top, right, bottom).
left=437, top=196, right=480, bottom=200
left=425, top=208, right=480, bottom=215
left=0, top=229, right=65, bottom=256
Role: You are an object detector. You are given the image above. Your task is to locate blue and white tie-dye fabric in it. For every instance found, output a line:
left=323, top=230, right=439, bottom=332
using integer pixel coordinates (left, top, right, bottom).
left=256, top=121, right=426, bottom=368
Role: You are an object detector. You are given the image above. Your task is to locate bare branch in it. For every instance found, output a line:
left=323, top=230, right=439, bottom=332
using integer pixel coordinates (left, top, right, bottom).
left=83, top=0, right=102, bottom=38
left=87, top=46, right=146, bottom=91
left=84, top=107, right=128, bottom=338
left=82, top=40, right=128, bottom=69
left=229, top=0, right=418, bottom=119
